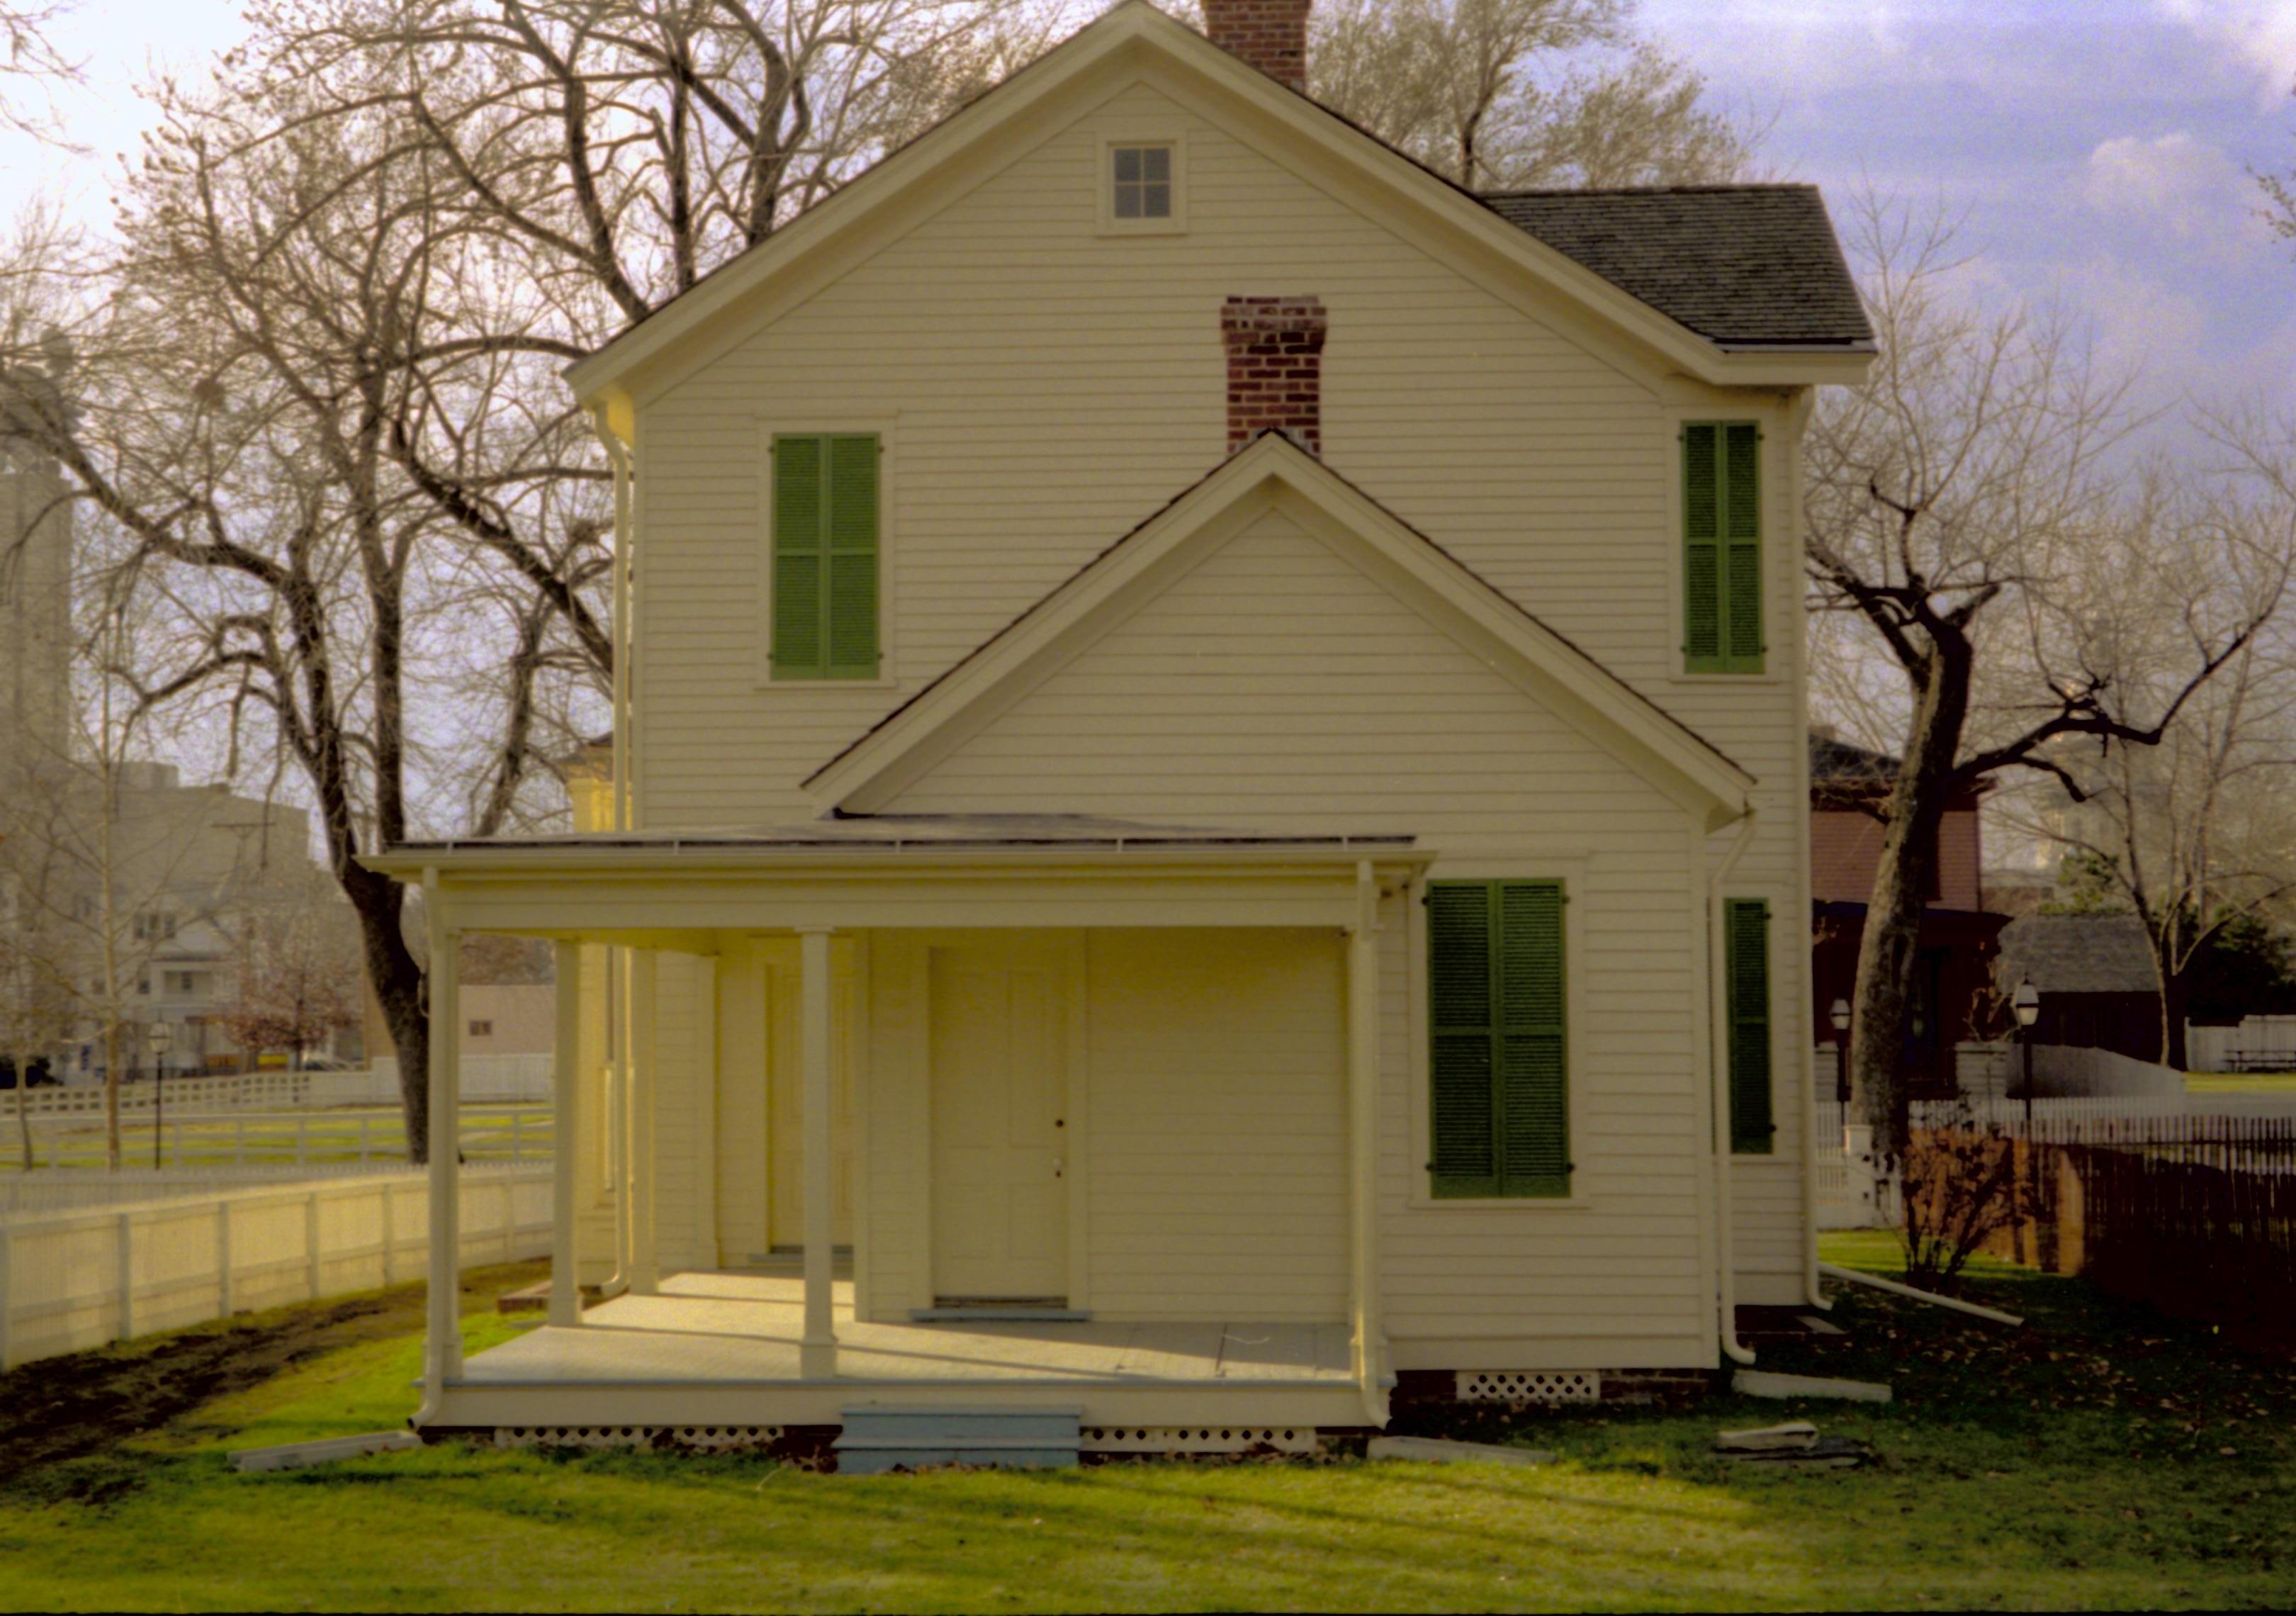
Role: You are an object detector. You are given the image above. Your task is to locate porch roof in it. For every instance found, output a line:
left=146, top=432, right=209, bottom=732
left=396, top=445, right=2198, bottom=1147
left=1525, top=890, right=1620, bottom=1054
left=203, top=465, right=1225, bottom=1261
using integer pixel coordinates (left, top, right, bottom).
left=364, top=815, right=1425, bottom=936
left=379, top=812, right=1417, bottom=859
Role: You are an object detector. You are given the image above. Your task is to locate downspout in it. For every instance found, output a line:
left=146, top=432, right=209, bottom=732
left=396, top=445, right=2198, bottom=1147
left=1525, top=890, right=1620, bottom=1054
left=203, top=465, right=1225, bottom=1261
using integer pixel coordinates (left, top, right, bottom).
left=587, top=400, right=634, bottom=1298
left=585, top=401, right=634, bottom=837
left=1709, top=808, right=1759, bottom=1367
left=1783, top=386, right=1830, bottom=1314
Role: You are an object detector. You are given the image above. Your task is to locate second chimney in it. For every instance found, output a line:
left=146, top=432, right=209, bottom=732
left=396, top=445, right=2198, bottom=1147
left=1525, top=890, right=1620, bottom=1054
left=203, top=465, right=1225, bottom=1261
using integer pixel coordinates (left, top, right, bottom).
left=1203, top=0, right=1311, bottom=94
left=1222, top=296, right=1327, bottom=455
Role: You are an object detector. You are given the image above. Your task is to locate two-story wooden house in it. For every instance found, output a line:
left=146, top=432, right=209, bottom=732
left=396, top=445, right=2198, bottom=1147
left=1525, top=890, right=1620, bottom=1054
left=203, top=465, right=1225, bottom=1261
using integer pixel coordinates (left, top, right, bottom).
left=371, top=0, right=1873, bottom=1466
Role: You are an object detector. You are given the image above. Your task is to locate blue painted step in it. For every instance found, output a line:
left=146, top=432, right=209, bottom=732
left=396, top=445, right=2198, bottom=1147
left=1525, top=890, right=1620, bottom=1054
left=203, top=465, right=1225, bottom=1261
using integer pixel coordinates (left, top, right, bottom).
left=833, top=1406, right=1081, bottom=1474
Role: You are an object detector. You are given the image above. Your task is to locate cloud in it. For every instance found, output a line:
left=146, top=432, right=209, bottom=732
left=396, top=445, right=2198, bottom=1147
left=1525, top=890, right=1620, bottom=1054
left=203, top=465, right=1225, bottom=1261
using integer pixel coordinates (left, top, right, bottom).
left=2081, top=131, right=2270, bottom=258
left=2153, top=0, right=2296, bottom=104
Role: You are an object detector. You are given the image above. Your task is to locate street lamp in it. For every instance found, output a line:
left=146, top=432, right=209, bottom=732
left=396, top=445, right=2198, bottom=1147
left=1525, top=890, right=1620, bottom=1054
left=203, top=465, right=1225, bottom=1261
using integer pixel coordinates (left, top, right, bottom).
left=2012, top=977, right=2041, bottom=1126
left=147, top=1021, right=174, bottom=1170
left=1828, top=993, right=1853, bottom=1110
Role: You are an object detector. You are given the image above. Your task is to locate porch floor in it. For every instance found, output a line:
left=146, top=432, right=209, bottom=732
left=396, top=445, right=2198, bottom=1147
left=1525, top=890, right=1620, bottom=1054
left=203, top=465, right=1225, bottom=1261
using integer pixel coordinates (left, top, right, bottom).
left=457, top=1272, right=1355, bottom=1395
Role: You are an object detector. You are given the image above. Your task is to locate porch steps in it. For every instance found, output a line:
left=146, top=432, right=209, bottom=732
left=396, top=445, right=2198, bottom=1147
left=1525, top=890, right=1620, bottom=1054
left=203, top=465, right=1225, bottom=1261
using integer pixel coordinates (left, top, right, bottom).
left=833, top=1406, right=1081, bottom=1474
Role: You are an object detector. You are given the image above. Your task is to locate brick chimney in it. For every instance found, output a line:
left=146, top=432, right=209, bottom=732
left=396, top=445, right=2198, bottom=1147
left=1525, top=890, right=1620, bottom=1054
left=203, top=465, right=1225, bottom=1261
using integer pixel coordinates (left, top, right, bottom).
left=1221, top=296, right=1327, bottom=455
left=1203, top=0, right=1311, bottom=94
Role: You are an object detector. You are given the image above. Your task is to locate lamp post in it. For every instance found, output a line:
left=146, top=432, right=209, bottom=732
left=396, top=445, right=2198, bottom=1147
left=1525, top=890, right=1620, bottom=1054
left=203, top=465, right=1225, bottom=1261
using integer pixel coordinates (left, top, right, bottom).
left=2012, top=977, right=2041, bottom=1127
left=1828, top=997, right=1852, bottom=1146
left=148, top=1021, right=174, bottom=1170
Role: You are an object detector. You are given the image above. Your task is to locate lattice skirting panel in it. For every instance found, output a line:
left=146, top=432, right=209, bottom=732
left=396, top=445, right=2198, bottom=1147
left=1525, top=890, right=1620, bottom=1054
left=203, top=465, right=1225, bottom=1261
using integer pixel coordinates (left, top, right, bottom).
left=493, top=1425, right=787, bottom=1452
left=1454, top=1370, right=1602, bottom=1405
left=1081, top=1425, right=1324, bottom=1455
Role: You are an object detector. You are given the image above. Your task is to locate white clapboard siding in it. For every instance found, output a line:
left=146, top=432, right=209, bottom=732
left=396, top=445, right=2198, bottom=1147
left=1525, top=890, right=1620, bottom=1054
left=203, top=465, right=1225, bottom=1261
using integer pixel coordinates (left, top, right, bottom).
left=0, top=1167, right=551, bottom=1371
left=626, top=76, right=1817, bottom=1347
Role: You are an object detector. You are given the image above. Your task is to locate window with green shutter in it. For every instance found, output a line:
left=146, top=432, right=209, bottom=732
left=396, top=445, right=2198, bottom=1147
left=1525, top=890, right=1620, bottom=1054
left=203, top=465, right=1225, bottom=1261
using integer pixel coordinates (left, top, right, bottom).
left=1427, top=880, right=1570, bottom=1198
left=1724, top=897, right=1774, bottom=1154
left=772, top=433, right=880, bottom=680
left=1682, top=421, right=1763, bottom=674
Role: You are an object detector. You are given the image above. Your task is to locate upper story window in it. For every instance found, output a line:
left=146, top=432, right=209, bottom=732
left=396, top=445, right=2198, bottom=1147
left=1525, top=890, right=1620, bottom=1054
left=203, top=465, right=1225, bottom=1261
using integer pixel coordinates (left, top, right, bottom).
left=1682, top=421, right=1764, bottom=675
left=1098, top=137, right=1184, bottom=234
left=1113, top=145, right=1171, bottom=219
left=770, top=433, right=881, bottom=681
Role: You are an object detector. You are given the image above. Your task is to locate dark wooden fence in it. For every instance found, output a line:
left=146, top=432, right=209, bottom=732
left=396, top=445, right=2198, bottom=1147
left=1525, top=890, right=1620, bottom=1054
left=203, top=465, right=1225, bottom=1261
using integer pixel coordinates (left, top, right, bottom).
left=1940, top=1113, right=2296, bottom=1330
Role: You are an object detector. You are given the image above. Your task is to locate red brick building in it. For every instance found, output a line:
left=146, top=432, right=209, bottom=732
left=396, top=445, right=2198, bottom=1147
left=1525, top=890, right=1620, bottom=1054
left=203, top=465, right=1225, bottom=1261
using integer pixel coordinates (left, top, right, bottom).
left=1809, top=731, right=2008, bottom=1098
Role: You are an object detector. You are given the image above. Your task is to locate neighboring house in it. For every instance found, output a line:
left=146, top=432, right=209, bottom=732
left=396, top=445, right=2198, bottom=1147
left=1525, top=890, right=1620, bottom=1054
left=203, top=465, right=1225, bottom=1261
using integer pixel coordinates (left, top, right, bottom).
left=1807, top=730, right=2008, bottom=1099
left=369, top=1, right=1874, bottom=1452
left=1994, top=913, right=2165, bottom=1064
left=458, top=985, right=555, bottom=1059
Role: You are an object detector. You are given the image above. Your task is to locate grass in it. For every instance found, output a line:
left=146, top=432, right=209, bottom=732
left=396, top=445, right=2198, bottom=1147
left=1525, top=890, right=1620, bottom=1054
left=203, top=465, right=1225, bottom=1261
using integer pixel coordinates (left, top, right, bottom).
left=1, top=1244, right=2292, bottom=1612
left=1, top=1104, right=550, bottom=1171
left=2183, top=1071, right=2296, bottom=1094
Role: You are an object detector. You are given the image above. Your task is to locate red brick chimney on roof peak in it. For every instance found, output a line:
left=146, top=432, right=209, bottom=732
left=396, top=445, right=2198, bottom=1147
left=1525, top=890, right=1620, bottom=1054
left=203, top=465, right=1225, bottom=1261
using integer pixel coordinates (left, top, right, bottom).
left=1202, top=0, right=1311, bottom=94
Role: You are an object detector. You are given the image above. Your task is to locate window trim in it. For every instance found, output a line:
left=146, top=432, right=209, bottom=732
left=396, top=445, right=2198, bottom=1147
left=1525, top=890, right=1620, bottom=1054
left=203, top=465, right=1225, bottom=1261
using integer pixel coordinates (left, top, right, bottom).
left=1095, top=130, right=1188, bottom=235
left=1407, top=860, right=1590, bottom=1209
left=757, top=419, right=899, bottom=689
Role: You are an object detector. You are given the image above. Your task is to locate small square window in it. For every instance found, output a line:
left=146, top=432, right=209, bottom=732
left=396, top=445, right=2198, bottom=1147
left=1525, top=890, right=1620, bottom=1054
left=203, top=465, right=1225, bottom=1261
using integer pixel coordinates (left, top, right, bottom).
left=468, top=1019, right=493, bottom=1038
left=1112, top=145, right=1171, bottom=220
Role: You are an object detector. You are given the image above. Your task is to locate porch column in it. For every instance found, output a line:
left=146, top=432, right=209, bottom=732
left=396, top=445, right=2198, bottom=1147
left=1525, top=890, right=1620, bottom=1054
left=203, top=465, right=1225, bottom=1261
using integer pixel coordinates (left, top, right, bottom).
left=422, top=872, right=463, bottom=1405
left=629, top=949, right=660, bottom=1295
left=799, top=926, right=838, bottom=1378
left=1346, top=862, right=1383, bottom=1406
left=550, top=939, right=583, bottom=1327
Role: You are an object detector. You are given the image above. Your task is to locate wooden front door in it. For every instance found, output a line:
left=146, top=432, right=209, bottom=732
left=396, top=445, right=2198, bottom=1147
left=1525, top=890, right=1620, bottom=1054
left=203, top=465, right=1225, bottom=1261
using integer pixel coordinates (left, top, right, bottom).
left=929, top=938, right=1069, bottom=1302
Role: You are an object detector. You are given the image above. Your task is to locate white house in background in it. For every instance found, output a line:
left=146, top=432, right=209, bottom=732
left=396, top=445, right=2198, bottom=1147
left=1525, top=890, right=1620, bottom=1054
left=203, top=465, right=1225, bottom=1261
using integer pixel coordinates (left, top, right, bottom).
left=366, top=0, right=1872, bottom=1461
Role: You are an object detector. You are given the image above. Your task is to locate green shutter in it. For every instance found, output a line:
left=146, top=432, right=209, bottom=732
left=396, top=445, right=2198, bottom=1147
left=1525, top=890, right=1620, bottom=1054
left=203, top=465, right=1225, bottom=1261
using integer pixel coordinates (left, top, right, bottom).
left=1725, top=897, right=1774, bottom=1154
left=1683, top=422, right=1763, bottom=674
left=1429, top=880, right=1570, bottom=1198
left=772, top=432, right=879, bottom=680
left=1428, top=883, right=1497, bottom=1196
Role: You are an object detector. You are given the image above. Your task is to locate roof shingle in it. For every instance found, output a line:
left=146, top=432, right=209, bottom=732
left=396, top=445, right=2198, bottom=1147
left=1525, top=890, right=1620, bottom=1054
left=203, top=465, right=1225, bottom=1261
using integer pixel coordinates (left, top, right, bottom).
left=1482, top=184, right=1873, bottom=349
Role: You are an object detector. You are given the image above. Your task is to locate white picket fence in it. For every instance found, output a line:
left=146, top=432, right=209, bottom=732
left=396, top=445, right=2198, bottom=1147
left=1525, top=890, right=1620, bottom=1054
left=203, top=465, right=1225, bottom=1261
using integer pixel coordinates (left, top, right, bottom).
left=0, top=1165, right=552, bottom=1371
left=12, top=1103, right=553, bottom=1172
left=0, top=1163, right=412, bottom=1217
left=2187, top=1016, right=2296, bottom=1073
left=2, top=1055, right=556, bottom=1121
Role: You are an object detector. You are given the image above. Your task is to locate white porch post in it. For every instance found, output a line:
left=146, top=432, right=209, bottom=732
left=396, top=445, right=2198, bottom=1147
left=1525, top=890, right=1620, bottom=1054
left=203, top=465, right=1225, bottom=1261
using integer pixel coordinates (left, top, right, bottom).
left=1346, top=861, right=1384, bottom=1414
left=799, top=926, right=838, bottom=1378
left=630, top=949, right=660, bottom=1295
left=550, top=939, right=583, bottom=1327
left=422, top=871, right=463, bottom=1407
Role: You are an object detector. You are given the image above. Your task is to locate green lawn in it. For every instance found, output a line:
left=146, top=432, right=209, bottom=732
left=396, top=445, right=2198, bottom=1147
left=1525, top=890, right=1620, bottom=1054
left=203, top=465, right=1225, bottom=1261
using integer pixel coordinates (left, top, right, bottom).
left=1, top=1104, right=550, bottom=1171
left=1, top=1242, right=2292, bottom=1612
left=2183, top=1071, right=2296, bottom=1094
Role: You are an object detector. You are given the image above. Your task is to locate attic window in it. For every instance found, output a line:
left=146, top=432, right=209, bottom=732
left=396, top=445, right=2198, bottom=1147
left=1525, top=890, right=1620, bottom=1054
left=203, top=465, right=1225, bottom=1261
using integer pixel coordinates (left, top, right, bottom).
left=1112, top=145, right=1171, bottom=219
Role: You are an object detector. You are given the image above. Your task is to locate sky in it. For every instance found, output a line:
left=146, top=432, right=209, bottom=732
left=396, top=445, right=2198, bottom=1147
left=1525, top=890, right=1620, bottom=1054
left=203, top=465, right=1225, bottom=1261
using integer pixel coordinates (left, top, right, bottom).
left=5, top=0, right=2293, bottom=447
left=0, top=0, right=2289, bottom=559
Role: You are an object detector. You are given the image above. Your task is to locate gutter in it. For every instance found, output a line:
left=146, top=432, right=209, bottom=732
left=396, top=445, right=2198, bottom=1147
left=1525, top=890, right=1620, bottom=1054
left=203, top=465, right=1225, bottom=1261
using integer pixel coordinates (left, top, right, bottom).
left=1709, top=809, right=1759, bottom=1367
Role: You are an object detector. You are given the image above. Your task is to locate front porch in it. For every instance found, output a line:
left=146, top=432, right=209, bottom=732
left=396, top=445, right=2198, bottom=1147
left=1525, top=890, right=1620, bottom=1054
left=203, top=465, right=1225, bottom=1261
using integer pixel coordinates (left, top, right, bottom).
left=368, top=819, right=1426, bottom=1438
left=438, top=1271, right=1363, bottom=1431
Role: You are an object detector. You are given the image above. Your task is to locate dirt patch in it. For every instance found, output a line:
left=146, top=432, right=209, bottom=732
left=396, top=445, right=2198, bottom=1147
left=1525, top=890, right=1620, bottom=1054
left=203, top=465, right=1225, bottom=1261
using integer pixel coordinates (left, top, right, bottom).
left=0, top=1260, right=545, bottom=1488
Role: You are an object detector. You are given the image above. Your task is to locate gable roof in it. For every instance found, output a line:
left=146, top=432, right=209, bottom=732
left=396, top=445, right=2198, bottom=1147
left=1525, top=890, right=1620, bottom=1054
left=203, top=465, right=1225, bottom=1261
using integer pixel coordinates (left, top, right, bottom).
left=804, top=431, right=1756, bottom=829
left=1996, top=913, right=2160, bottom=997
left=565, top=2, right=1872, bottom=411
left=1485, top=187, right=1872, bottom=349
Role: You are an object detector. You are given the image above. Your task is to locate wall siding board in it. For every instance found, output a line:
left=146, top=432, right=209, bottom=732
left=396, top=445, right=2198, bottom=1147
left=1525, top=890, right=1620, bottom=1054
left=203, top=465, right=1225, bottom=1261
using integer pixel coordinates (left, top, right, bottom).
left=632, top=78, right=1813, bottom=1359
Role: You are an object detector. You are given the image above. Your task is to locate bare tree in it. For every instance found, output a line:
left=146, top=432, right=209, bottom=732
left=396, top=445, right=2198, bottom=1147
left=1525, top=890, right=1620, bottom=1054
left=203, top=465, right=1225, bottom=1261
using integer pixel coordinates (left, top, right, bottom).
left=221, top=869, right=361, bottom=1070
left=1307, top=0, right=1752, bottom=189
left=2009, top=434, right=2296, bottom=1065
left=0, top=0, right=83, bottom=143
left=1806, top=203, right=2295, bottom=1155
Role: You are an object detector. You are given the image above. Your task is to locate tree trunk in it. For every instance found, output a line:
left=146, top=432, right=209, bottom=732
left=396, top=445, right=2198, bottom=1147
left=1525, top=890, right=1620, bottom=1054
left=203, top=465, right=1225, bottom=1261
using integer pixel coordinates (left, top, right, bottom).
left=1850, top=645, right=1973, bottom=1162
left=344, top=871, right=430, bottom=1163
left=2159, top=962, right=2190, bottom=1071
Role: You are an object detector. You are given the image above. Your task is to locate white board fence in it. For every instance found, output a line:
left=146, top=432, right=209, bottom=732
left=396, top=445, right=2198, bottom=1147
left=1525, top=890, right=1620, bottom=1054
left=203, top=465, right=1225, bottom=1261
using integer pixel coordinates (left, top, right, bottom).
left=0, top=1166, right=551, bottom=1371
